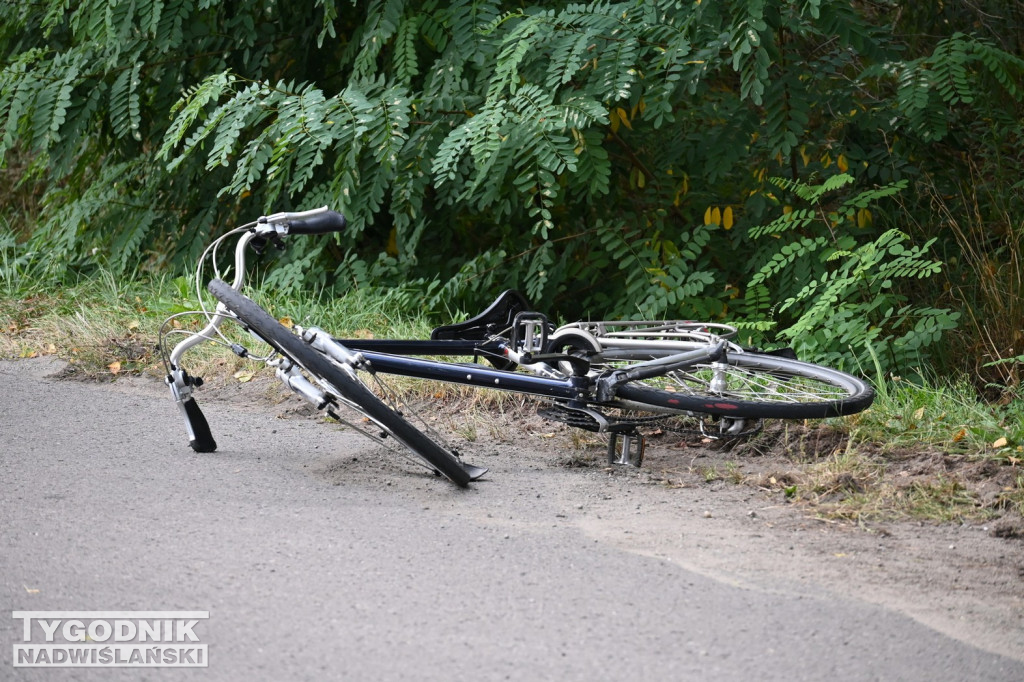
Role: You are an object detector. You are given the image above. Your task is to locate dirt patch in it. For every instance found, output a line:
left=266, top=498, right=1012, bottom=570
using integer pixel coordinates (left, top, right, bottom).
left=79, top=357, right=1024, bottom=532
left=503, top=415, right=1024, bottom=662
left=613, top=420, right=1024, bottom=529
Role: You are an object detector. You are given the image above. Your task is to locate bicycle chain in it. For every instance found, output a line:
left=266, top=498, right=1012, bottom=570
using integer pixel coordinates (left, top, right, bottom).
left=536, top=404, right=666, bottom=432
left=537, top=403, right=762, bottom=439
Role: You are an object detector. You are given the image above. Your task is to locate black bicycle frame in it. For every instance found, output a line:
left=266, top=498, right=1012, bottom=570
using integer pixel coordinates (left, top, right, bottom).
left=335, top=337, right=590, bottom=401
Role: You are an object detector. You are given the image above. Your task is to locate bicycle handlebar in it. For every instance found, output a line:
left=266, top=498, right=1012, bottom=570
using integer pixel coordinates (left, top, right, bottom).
left=286, top=210, right=347, bottom=235
left=165, top=206, right=347, bottom=454
left=259, top=207, right=347, bottom=235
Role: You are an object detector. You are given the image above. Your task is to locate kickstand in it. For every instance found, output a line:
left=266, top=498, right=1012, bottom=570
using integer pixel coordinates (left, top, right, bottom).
left=607, top=430, right=645, bottom=467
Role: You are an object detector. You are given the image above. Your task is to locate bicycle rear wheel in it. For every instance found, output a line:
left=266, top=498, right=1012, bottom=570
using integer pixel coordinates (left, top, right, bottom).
left=611, top=351, right=874, bottom=420
left=208, top=279, right=482, bottom=487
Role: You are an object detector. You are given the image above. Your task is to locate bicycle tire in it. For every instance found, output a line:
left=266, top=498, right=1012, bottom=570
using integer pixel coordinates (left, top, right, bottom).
left=611, top=351, right=874, bottom=420
left=208, top=279, right=478, bottom=487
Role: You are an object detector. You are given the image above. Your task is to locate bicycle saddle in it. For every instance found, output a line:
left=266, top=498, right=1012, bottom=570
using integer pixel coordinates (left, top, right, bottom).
left=431, top=289, right=534, bottom=341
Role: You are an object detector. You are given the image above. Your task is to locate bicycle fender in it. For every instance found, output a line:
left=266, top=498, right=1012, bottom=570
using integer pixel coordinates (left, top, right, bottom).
left=458, top=461, right=489, bottom=482
left=180, top=396, right=217, bottom=453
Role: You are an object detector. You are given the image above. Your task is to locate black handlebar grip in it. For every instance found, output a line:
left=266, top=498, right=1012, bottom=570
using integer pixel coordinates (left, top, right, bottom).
left=287, top=210, right=347, bottom=235
left=183, top=397, right=217, bottom=453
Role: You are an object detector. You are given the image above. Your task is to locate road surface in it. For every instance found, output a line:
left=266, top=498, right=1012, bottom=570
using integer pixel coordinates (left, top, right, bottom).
left=1, top=358, right=1022, bottom=680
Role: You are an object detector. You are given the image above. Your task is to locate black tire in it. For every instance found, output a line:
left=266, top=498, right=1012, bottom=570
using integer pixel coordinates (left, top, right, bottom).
left=612, top=351, right=874, bottom=420
left=208, top=279, right=476, bottom=487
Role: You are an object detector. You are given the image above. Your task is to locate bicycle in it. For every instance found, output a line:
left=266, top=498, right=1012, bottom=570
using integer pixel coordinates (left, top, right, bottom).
left=160, top=207, right=875, bottom=487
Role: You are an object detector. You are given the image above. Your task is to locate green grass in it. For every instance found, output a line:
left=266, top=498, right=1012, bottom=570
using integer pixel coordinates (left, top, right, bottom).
left=1, top=267, right=168, bottom=373
left=0, top=267, right=509, bottom=403
left=848, top=374, right=1023, bottom=462
left=780, top=369, right=1023, bottom=523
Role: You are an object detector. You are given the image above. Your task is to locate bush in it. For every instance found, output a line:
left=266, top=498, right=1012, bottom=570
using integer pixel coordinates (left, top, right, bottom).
left=2, top=1, right=1022, bottom=379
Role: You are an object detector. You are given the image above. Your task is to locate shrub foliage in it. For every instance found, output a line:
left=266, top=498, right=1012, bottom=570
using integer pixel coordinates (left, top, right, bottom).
left=2, top=0, right=1023, bottom=377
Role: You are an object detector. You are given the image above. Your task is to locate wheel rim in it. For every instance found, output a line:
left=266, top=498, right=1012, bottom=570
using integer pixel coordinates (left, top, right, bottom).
left=650, top=361, right=859, bottom=404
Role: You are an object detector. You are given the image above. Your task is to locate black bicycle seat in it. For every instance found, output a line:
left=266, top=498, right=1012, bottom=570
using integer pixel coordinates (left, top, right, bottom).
left=431, top=289, right=534, bottom=341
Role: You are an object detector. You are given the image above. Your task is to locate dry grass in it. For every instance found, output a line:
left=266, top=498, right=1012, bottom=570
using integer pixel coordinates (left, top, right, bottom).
left=923, top=169, right=1024, bottom=399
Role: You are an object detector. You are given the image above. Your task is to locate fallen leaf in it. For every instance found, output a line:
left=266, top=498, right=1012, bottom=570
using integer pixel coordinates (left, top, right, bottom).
left=233, top=370, right=254, bottom=383
left=951, top=428, right=967, bottom=442
left=108, top=361, right=121, bottom=374
left=913, top=406, right=925, bottom=420
left=127, top=320, right=140, bottom=332
left=278, top=316, right=294, bottom=329
left=993, top=437, right=1008, bottom=449
left=42, top=343, right=56, bottom=355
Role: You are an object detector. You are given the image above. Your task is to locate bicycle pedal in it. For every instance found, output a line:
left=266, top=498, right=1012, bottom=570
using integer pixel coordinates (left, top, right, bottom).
left=607, top=431, right=645, bottom=467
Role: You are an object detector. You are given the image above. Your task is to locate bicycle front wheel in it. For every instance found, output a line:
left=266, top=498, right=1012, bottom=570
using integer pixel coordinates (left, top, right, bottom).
left=208, top=279, right=481, bottom=487
left=611, top=351, right=874, bottom=420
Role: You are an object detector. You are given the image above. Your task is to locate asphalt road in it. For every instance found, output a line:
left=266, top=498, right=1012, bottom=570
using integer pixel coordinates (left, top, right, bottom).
left=1, top=358, right=1022, bottom=681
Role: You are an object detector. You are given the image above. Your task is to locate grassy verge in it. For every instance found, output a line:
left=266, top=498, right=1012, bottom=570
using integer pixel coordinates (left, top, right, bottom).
left=2, top=272, right=1022, bottom=526
left=813, top=375, right=1024, bottom=524
left=666, top=374, right=1023, bottom=526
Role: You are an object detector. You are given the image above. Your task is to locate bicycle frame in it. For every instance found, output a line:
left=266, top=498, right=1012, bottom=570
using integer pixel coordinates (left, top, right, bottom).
left=344, top=345, right=590, bottom=400
left=330, top=337, right=728, bottom=405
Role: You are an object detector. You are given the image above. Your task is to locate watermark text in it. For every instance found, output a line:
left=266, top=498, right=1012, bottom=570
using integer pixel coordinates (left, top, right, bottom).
left=12, top=611, right=209, bottom=667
